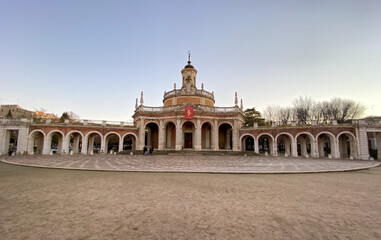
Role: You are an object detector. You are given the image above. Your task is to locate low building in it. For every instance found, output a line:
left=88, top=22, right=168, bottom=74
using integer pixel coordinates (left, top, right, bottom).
left=0, top=105, right=33, bottom=119
left=0, top=58, right=380, bottom=160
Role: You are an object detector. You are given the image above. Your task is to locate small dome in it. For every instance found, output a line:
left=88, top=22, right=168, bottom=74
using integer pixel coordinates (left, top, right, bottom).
left=184, top=64, right=194, bottom=69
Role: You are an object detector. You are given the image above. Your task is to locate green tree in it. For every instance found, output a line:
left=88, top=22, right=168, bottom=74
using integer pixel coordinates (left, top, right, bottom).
left=60, top=112, right=69, bottom=122
left=244, top=108, right=265, bottom=127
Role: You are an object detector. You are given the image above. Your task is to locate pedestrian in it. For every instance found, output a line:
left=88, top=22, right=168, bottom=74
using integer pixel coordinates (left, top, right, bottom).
left=143, top=145, right=147, bottom=155
left=149, top=147, right=154, bottom=155
left=8, top=146, right=13, bottom=157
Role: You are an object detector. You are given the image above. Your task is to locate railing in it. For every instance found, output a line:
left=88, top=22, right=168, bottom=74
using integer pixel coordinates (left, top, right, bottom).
left=0, top=117, right=135, bottom=127
left=137, top=105, right=242, bottom=114
left=163, top=89, right=215, bottom=100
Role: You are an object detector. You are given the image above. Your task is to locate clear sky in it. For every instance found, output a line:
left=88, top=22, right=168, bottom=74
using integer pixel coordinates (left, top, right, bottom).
left=1, top=0, right=380, bottom=121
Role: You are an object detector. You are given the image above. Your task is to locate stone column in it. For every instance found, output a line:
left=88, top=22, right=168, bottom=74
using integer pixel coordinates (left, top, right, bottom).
left=138, top=118, right=145, bottom=150
left=211, top=120, right=218, bottom=151
left=254, top=138, right=259, bottom=154
left=291, top=138, right=298, bottom=157
left=0, top=126, right=5, bottom=155
left=4, top=130, right=11, bottom=153
left=332, top=138, right=339, bottom=159
left=284, top=137, right=291, bottom=156
left=195, top=118, right=201, bottom=150
left=300, top=137, right=307, bottom=157
left=42, top=136, right=51, bottom=155
left=63, top=135, right=70, bottom=154
left=272, top=139, right=277, bottom=156
left=311, top=139, right=317, bottom=158
left=74, top=135, right=81, bottom=153
left=16, top=126, right=29, bottom=154
left=118, top=137, right=123, bottom=152
left=146, top=129, right=152, bottom=148
left=232, top=120, right=239, bottom=151
left=158, top=120, right=165, bottom=150
left=81, top=137, right=88, bottom=154
left=175, top=118, right=182, bottom=150
left=88, top=136, right=94, bottom=153
left=100, top=136, right=105, bottom=154
left=318, top=139, right=325, bottom=157
left=377, top=133, right=381, bottom=160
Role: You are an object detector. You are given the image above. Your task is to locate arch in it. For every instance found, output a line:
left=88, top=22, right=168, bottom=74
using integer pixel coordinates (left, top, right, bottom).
left=257, top=133, right=275, bottom=155
left=164, top=121, right=176, bottom=149
left=337, top=131, right=357, bottom=159
left=122, top=133, right=137, bottom=150
left=46, top=130, right=65, bottom=154
left=28, top=130, right=46, bottom=154
left=275, top=132, right=294, bottom=157
left=29, top=129, right=46, bottom=138
left=218, top=121, right=233, bottom=129
left=201, top=120, right=214, bottom=128
left=181, top=120, right=196, bottom=128
left=122, top=132, right=139, bottom=141
left=144, top=121, right=160, bottom=129
left=163, top=120, right=177, bottom=128
left=275, top=132, right=294, bottom=142
left=218, top=123, right=233, bottom=150
left=104, top=131, right=122, bottom=140
left=66, top=130, right=84, bottom=139
left=182, top=121, right=196, bottom=149
left=240, top=133, right=255, bottom=152
left=65, top=130, right=84, bottom=154
left=295, top=132, right=315, bottom=142
left=84, top=131, right=103, bottom=140
left=47, top=129, right=65, bottom=139
left=257, top=133, right=275, bottom=142
left=316, top=131, right=336, bottom=158
left=84, top=131, right=103, bottom=154
left=104, top=132, right=121, bottom=153
left=145, top=122, right=159, bottom=149
left=316, top=131, right=336, bottom=141
left=336, top=131, right=356, bottom=141
left=296, top=132, right=315, bottom=158
left=201, top=121, right=213, bottom=149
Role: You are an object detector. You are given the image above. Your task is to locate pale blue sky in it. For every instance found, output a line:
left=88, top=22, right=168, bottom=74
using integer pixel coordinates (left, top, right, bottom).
left=1, top=0, right=380, bottom=121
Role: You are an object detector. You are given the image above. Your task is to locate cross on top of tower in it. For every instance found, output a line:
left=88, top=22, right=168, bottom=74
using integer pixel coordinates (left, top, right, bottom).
left=188, top=50, right=191, bottom=65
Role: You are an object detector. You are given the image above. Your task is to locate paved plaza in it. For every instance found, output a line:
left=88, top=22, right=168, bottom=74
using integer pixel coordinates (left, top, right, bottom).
left=1, top=154, right=379, bottom=173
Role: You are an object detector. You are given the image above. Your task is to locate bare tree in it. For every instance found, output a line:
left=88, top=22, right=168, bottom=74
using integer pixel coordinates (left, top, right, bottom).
left=262, top=96, right=366, bottom=124
left=293, top=96, right=314, bottom=124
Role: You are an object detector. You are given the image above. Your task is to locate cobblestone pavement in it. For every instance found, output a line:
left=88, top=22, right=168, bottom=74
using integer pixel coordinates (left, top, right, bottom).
left=1, top=154, right=380, bottom=173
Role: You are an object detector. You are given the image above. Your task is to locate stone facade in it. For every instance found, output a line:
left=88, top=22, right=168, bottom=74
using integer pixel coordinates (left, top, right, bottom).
left=0, top=59, right=380, bottom=160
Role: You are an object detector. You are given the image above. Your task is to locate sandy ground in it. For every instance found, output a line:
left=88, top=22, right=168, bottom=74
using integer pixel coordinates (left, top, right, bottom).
left=0, top=162, right=380, bottom=240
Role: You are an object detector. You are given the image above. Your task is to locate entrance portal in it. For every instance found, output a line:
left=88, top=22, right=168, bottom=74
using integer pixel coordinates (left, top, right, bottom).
left=184, top=133, right=193, bottom=148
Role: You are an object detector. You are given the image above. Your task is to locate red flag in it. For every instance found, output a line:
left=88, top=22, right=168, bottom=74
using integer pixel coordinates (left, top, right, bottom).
left=185, top=106, right=194, bottom=119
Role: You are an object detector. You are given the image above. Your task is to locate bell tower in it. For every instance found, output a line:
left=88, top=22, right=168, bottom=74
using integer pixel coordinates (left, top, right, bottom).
left=181, top=52, right=198, bottom=90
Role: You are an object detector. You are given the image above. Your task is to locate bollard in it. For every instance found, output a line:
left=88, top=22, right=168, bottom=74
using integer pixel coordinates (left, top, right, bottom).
left=264, top=152, right=268, bottom=156
left=130, top=152, right=133, bottom=155
left=90, top=150, right=94, bottom=155
left=328, top=154, right=332, bottom=159
left=284, top=153, right=288, bottom=157
left=50, top=151, right=53, bottom=155
left=70, top=150, right=73, bottom=155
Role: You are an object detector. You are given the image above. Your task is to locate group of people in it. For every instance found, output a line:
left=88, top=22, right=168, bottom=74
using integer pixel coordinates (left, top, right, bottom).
left=142, top=145, right=154, bottom=156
